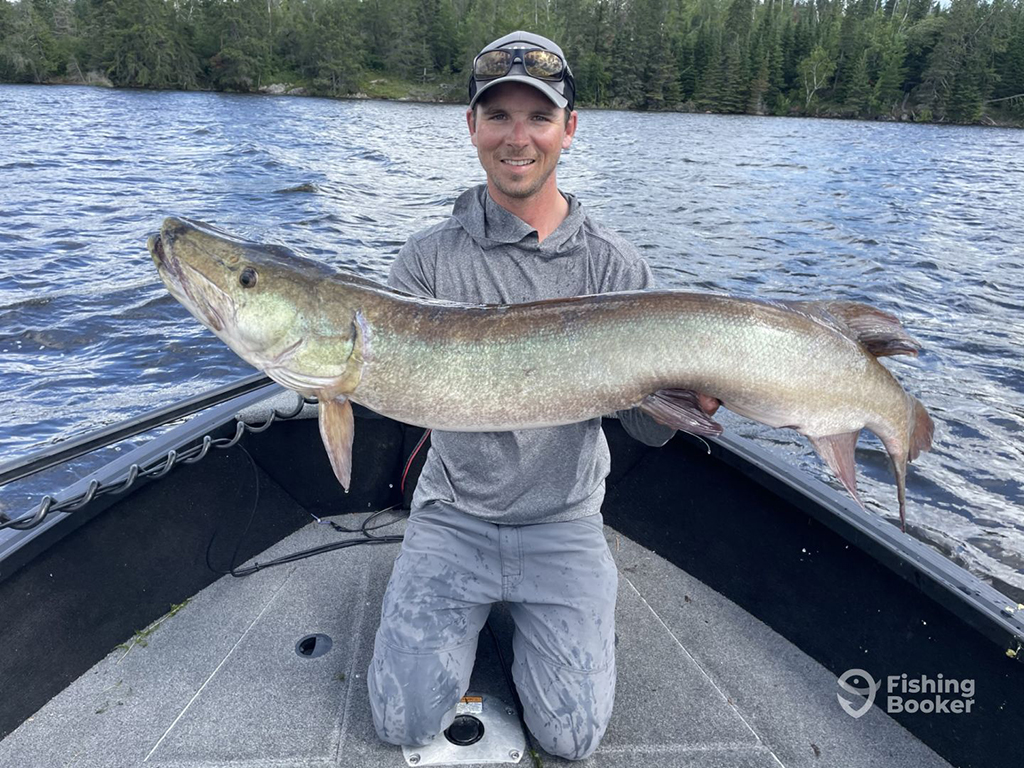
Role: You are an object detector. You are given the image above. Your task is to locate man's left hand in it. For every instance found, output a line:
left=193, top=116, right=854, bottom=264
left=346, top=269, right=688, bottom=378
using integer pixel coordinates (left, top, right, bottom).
left=697, top=394, right=721, bottom=416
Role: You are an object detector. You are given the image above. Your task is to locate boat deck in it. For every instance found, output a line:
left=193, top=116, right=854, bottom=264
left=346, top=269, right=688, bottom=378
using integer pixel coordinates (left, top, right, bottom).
left=0, top=512, right=950, bottom=768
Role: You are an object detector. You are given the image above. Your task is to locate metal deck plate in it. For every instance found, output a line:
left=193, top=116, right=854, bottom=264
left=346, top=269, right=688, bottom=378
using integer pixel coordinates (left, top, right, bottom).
left=402, top=694, right=525, bottom=766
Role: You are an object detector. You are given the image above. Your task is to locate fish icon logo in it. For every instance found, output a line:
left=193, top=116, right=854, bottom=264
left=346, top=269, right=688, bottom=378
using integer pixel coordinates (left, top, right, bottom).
left=837, top=669, right=879, bottom=718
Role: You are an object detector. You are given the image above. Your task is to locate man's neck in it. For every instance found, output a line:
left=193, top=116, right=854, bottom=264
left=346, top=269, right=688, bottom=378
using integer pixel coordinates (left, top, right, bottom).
left=487, top=180, right=569, bottom=243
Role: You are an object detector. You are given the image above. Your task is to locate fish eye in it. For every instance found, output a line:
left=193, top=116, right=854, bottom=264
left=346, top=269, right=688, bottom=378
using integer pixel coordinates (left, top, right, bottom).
left=239, top=267, right=258, bottom=288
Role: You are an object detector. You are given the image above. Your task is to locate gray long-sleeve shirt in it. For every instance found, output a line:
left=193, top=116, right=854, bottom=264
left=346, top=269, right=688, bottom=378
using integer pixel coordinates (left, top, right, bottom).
left=389, top=184, right=674, bottom=524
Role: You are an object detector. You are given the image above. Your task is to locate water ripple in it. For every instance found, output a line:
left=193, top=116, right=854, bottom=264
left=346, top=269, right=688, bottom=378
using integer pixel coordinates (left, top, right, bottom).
left=0, top=86, right=1022, bottom=599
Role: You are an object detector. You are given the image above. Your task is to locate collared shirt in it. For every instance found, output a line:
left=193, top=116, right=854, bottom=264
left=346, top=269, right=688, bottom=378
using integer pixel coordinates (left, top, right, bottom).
left=389, top=184, right=674, bottom=524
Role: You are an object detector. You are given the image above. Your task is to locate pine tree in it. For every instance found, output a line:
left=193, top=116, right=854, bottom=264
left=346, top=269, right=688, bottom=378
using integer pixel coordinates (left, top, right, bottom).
left=715, top=0, right=754, bottom=112
left=0, top=0, right=60, bottom=82
left=872, top=32, right=906, bottom=116
left=200, top=0, right=271, bottom=91
left=844, top=49, right=871, bottom=116
left=96, top=0, right=199, bottom=88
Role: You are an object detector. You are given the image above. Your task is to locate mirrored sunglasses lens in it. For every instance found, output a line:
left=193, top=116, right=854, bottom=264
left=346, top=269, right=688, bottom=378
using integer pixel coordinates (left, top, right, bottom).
left=524, top=50, right=563, bottom=78
left=475, top=51, right=512, bottom=78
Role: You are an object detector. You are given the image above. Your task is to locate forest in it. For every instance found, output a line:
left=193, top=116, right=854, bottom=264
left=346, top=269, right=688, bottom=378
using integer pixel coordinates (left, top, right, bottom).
left=1, top=0, right=1022, bottom=124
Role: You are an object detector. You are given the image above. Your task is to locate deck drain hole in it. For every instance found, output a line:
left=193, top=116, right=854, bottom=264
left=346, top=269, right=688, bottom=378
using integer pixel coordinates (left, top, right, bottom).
left=444, top=714, right=484, bottom=746
left=295, top=633, right=332, bottom=658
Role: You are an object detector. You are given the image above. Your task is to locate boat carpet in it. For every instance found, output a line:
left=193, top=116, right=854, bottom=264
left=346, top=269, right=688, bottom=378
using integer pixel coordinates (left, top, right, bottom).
left=0, top=513, right=951, bottom=768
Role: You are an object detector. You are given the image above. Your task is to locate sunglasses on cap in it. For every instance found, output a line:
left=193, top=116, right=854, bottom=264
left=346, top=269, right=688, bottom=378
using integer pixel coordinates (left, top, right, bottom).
left=472, top=47, right=568, bottom=81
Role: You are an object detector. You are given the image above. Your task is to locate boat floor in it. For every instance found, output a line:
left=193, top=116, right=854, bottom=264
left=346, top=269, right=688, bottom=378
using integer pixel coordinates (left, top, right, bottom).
left=0, top=513, right=951, bottom=768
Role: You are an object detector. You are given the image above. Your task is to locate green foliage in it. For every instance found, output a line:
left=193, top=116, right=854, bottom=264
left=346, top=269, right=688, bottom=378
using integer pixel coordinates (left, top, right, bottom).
left=844, top=50, right=871, bottom=115
left=798, top=45, right=836, bottom=111
left=872, top=31, right=907, bottom=116
left=94, top=0, right=200, bottom=88
left=1, top=0, right=1021, bottom=125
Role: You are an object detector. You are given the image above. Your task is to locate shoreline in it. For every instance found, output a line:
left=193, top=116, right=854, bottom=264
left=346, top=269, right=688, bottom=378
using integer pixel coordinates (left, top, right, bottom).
left=7, top=78, right=1023, bottom=130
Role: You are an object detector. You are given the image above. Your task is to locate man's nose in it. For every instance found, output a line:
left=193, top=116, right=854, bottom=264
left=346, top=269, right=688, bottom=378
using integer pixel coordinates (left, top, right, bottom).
left=508, top=118, right=529, bottom=145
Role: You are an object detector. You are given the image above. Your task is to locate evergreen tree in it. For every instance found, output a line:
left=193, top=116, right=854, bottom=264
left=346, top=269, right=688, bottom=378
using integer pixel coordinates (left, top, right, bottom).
left=715, top=0, right=754, bottom=112
left=872, top=31, right=906, bottom=115
left=0, top=0, right=60, bottom=82
left=198, top=0, right=271, bottom=91
left=993, top=9, right=1024, bottom=116
left=95, top=0, right=199, bottom=88
left=844, top=48, right=871, bottom=114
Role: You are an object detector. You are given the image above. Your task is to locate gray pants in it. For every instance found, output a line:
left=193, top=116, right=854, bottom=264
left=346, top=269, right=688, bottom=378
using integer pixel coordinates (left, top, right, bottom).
left=367, top=503, right=618, bottom=761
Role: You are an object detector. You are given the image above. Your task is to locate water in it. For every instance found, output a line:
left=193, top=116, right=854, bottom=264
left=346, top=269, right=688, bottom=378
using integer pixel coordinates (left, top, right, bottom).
left=1, top=85, right=1022, bottom=599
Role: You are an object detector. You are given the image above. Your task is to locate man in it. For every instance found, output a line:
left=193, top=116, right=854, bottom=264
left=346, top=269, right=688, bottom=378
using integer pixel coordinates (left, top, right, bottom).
left=367, top=30, right=716, bottom=760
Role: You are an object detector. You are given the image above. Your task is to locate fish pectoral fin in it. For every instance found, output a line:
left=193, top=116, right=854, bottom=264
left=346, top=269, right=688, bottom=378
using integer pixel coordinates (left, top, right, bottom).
left=809, top=431, right=863, bottom=509
left=786, top=300, right=922, bottom=358
left=318, top=397, right=354, bottom=492
left=639, top=389, right=723, bottom=437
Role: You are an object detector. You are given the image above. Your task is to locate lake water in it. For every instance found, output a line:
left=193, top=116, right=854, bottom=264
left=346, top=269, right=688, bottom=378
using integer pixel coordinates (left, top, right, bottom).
left=1, top=84, right=1022, bottom=599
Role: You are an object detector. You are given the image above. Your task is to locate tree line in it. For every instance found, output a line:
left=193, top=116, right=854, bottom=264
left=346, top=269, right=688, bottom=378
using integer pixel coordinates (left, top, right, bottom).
left=1, top=0, right=1022, bottom=124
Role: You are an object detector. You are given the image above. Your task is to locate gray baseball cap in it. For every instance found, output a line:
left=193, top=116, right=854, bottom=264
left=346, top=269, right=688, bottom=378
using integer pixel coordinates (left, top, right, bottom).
left=468, top=31, right=575, bottom=111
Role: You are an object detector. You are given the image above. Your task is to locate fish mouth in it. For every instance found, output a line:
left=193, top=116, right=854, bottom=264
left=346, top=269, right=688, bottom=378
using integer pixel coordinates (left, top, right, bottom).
left=148, top=230, right=231, bottom=333
left=149, top=233, right=166, bottom=264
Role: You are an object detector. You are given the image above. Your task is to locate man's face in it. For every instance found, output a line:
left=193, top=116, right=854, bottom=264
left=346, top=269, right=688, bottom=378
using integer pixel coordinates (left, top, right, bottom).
left=467, top=82, right=577, bottom=201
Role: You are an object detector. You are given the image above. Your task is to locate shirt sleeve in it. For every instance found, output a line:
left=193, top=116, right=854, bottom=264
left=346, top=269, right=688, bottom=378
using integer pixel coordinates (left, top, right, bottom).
left=388, top=238, right=435, bottom=299
left=605, top=254, right=678, bottom=448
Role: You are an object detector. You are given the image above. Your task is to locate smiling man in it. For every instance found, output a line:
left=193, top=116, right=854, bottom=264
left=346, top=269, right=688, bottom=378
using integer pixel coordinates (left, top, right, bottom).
left=366, top=31, right=710, bottom=761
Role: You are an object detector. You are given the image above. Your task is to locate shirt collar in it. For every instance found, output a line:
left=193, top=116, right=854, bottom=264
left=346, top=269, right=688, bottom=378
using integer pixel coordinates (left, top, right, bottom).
left=476, top=185, right=586, bottom=255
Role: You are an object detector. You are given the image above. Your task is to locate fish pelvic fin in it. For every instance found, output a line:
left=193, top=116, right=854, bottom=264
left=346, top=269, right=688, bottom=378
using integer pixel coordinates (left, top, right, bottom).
left=785, top=300, right=922, bottom=358
left=639, top=389, right=724, bottom=437
left=809, top=431, right=864, bottom=513
left=319, top=397, right=355, bottom=491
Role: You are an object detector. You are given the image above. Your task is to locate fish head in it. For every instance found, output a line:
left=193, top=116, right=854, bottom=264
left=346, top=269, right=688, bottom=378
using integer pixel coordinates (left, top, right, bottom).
left=149, top=217, right=362, bottom=395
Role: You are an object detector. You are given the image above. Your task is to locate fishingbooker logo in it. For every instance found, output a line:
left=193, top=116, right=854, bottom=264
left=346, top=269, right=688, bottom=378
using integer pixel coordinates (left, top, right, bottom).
left=837, top=669, right=975, bottom=717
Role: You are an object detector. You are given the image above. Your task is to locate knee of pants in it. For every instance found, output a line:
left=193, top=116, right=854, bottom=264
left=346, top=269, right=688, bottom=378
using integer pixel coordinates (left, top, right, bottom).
left=527, top=706, right=612, bottom=761
left=366, top=629, right=477, bottom=747
left=514, top=652, right=616, bottom=760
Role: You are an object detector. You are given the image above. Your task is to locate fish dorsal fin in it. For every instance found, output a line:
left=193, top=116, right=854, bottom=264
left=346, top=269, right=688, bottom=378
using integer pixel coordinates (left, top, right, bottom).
left=781, top=300, right=921, bottom=358
left=639, top=389, right=723, bottom=436
left=319, top=397, right=355, bottom=491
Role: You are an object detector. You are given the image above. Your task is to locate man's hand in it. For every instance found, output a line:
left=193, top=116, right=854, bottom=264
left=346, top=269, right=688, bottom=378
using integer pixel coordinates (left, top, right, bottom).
left=697, top=394, right=721, bottom=416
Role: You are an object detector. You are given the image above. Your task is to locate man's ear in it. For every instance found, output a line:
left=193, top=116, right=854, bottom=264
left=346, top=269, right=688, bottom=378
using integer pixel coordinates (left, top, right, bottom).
left=466, top=108, right=477, bottom=147
left=562, top=110, right=578, bottom=150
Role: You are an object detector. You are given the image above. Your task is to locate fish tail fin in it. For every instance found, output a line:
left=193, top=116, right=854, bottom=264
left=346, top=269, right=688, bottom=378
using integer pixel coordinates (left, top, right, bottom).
left=877, top=395, right=935, bottom=532
left=907, top=395, right=935, bottom=462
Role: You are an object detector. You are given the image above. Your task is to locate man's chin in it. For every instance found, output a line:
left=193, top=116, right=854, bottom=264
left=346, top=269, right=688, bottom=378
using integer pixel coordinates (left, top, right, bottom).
left=491, top=169, right=552, bottom=200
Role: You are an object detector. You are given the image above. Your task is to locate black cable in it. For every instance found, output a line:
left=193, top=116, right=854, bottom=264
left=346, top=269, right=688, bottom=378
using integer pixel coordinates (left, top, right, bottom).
left=226, top=536, right=402, bottom=576
left=324, top=505, right=404, bottom=536
left=205, top=444, right=262, bottom=577
left=204, top=446, right=405, bottom=578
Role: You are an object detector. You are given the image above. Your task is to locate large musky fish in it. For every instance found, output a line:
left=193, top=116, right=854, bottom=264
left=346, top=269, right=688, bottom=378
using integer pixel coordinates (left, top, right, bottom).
left=149, top=217, right=934, bottom=530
